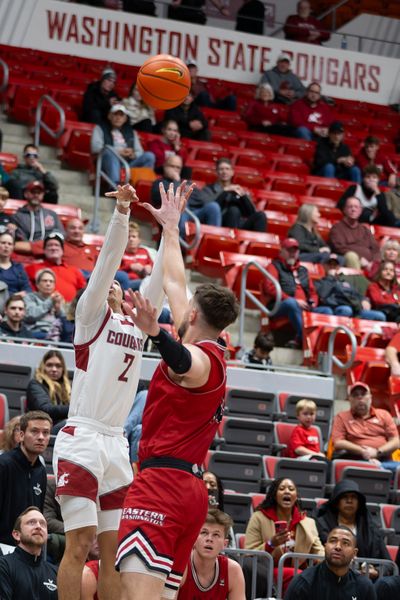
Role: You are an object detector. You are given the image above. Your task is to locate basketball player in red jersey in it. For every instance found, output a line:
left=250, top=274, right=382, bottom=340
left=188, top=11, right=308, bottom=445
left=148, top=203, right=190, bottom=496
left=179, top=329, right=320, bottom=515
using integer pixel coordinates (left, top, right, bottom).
left=115, top=182, right=239, bottom=599
left=178, top=509, right=245, bottom=600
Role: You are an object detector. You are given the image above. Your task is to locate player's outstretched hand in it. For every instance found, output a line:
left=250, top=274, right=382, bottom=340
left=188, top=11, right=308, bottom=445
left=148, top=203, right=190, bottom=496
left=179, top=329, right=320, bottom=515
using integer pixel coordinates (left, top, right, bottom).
left=140, top=181, right=195, bottom=230
left=123, top=289, right=159, bottom=337
left=105, top=184, right=139, bottom=204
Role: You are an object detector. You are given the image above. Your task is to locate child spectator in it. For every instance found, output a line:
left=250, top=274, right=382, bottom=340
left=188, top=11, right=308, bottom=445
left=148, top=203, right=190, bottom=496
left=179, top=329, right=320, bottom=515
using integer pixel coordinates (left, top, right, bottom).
left=120, top=222, right=153, bottom=291
left=242, top=330, right=274, bottom=367
left=287, top=399, right=325, bottom=459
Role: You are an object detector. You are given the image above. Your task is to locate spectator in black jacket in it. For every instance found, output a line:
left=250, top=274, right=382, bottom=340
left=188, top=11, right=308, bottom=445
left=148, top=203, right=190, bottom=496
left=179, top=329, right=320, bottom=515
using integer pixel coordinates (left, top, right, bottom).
left=165, top=93, right=210, bottom=141
left=284, top=525, right=376, bottom=600
left=82, top=67, right=120, bottom=124
left=337, top=165, right=397, bottom=226
left=0, top=294, right=33, bottom=339
left=7, top=144, right=59, bottom=204
left=288, top=203, right=331, bottom=263
left=315, top=480, right=391, bottom=580
left=0, top=411, right=52, bottom=546
left=0, top=506, right=58, bottom=599
left=313, top=121, right=361, bottom=182
left=376, top=576, right=400, bottom=600
left=27, top=350, right=71, bottom=433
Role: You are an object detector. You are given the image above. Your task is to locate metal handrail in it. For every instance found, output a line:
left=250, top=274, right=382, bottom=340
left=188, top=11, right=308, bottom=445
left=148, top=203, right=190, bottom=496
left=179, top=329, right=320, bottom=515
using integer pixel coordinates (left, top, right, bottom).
left=0, top=58, right=9, bottom=94
left=34, top=95, right=65, bottom=147
left=180, top=207, right=200, bottom=250
left=90, top=145, right=130, bottom=233
left=324, top=324, right=357, bottom=374
left=223, top=547, right=274, bottom=600
left=237, top=261, right=281, bottom=355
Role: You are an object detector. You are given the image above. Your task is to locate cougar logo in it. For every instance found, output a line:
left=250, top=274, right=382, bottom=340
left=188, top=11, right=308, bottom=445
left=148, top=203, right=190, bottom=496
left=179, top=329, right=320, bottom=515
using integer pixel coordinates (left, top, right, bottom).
left=43, top=579, right=57, bottom=591
left=33, top=483, right=42, bottom=496
left=57, top=472, right=69, bottom=487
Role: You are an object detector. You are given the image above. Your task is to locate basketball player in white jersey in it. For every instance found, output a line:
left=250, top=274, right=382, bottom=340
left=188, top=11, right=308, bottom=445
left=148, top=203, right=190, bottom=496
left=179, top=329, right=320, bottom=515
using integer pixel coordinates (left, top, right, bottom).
left=53, top=184, right=167, bottom=600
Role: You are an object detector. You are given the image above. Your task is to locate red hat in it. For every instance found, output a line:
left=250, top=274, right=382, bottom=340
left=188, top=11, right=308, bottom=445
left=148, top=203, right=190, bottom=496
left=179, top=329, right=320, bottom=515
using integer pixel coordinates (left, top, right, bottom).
left=348, top=381, right=370, bottom=395
left=282, top=238, right=299, bottom=250
left=24, top=180, right=44, bottom=192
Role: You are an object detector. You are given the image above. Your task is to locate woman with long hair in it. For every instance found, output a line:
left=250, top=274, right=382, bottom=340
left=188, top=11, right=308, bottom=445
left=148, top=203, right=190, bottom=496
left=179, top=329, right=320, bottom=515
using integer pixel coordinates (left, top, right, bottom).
left=0, top=416, right=21, bottom=454
left=0, top=230, right=32, bottom=295
left=288, top=204, right=332, bottom=263
left=367, top=238, right=400, bottom=280
left=26, top=350, right=71, bottom=432
left=367, top=260, right=400, bottom=322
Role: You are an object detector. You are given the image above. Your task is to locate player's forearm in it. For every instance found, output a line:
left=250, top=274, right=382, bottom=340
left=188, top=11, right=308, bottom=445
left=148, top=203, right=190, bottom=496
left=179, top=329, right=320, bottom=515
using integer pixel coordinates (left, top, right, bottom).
left=162, top=226, right=188, bottom=325
left=333, top=439, right=363, bottom=455
left=379, top=437, right=400, bottom=455
left=142, top=237, right=165, bottom=317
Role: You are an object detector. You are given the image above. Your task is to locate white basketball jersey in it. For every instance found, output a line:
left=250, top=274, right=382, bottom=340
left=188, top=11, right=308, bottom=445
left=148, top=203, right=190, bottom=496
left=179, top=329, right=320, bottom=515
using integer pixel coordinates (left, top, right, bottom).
left=68, top=307, right=144, bottom=427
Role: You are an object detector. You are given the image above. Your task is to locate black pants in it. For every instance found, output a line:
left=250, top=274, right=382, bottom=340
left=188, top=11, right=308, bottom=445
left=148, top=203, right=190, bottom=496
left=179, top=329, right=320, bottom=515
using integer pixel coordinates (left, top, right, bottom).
left=222, top=206, right=267, bottom=232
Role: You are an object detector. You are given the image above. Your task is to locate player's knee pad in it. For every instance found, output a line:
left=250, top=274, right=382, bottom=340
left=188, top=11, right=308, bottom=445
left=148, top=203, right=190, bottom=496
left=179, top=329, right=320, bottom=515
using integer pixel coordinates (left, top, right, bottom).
left=59, top=495, right=97, bottom=532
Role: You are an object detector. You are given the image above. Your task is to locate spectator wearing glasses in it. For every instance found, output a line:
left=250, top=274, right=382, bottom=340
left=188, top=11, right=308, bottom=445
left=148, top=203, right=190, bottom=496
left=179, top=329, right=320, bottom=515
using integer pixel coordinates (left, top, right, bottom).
left=289, top=82, right=334, bottom=141
left=7, top=144, right=59, bottom=204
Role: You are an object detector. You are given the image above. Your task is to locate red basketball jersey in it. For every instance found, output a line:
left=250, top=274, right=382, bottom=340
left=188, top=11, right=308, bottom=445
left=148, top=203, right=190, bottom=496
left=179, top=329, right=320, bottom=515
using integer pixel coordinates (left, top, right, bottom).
left=139, top=340, right=226, bottom=466
left=178, top=554, right=229, bottom=599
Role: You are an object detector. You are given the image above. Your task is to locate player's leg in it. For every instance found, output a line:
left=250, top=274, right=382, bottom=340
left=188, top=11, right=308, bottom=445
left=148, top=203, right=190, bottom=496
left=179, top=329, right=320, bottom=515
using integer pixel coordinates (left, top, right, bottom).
left=97, top=529, right=121, bottom=600
left=121, top=571, right=166, bottom=600
left=58, top=523, right=97, bottom=600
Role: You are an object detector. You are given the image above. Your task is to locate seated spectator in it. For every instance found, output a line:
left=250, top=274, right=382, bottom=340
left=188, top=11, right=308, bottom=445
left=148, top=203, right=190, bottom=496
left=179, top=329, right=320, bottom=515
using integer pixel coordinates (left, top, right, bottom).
left=13, top=181, right=64, bottom=246
left=338, top=165, right=396, bottom=226
left=82, top=67, right=120, bottom=124
left=262, top=238, right=332, bottom=349
left=313, top=121, right=361, bottom=182
left=57, top=288, right=83, bottom=344
left=260, top=53, right=305, bottom=105
left=236, top=0, right=265, bottom=34
left=367, top=238, right=400, bottom=280
left=120, top=221, right=153, bottom=291
left=356, top=135, right=397, bottom=187
left=148, top=119, right=188, bottom=174
left=316, top=480, right=391, bottom=580
left=243, top=83, right=294, bottom=136
left=245, top=478, right=323, bottom=592
left=199, top=158, right=267, bottom=232
left=287, top=399, right=326, bottom=460
left=91, top=104, right=155, bottom=188
left=384, top=177, right=400, bottom=225
left=288, top=203, right=331, bottom=263
left=0, top=294, right=33, bottom=339
left=0, top=231, right=32, bottom=295
left=151, top=154, right=221, bottom=239
left=0, top=416, right=21, bottom=455
left=165, top=93, right=210, bottom=141
left=202, top=470, right=225, bottom=511
left=376, top=576, right=400, bottom=600
left=366, top=260, right=400, bottom=322
left=24, top=268, right=65, bottom=341
left=331, top=381, right=399, bottom=471
left=43, top=476, right=65, bottom=564
left=27, top=350, right=70, bottom=433
left=122, top=82, right=156, bottom=132
left=0, top=187, right=16, bottom=233
left=289, top=82, right=334, bottom=141
left=316, top=253, right=386, bottom=321
left=7, top=144, right=59, bottom=204
left=328, top=196, right=380, bottom=270
left=242, top=330, right=274, bottom=367
left=0, top=507, right=58, bottom=598
left=25, top=231, right=86, bottom=302
left=187, top=61, right=236, bottom=111
left=284, top=0, right=330, bottom=44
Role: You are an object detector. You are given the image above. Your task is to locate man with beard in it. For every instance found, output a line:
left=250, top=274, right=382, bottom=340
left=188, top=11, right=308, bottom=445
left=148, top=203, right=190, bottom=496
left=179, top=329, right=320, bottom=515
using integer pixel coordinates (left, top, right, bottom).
left=284, top=526, right=376, bottom=599
left=0, top=507, right=58, bottom=599
left=337, top=165, right=396, bottom=226
left=331, top=382, right=399, bottom=470
left=116, top=183, right=239, bottom=600
left=0, top=294, right=33, bottom=339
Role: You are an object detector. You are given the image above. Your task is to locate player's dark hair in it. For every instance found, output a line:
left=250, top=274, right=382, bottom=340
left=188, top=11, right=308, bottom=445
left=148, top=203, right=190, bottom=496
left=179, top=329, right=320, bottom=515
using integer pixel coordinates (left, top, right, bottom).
left=193, top=283, right=239, bottom=332
left=20, top=411, right=53, bottom=432
left=205, top=509, right=233, bottom=537
left=254, top=331, right=274, bottom=353
left=255, top=477, right=302, bottom=512
left=13, top=506, right=45, bottom=532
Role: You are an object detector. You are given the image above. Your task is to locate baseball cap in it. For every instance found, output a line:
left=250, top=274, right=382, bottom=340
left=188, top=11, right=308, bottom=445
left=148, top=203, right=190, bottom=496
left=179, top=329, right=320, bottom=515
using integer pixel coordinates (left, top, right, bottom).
left=348, top=381, right=370, bottom=395
left=110, top=104, right=128, bottom=115
left=282, top=238, right=299, bottom=250
left=101, top=67, right=117, bottom=81
left=44, top=231, right=64, bottom=248
left=277, top=53, right=291, bottom=63
left=324, top=253, right=340, bottom=264
left=329, top=121, right=344, bottom=134
left=24, top=180, right=44, bottom=193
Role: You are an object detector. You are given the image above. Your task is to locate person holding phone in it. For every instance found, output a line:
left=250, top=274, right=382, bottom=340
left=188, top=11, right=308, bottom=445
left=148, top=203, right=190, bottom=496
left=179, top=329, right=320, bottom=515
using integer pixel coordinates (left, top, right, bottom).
left=245, top=478, right=324, bottom=592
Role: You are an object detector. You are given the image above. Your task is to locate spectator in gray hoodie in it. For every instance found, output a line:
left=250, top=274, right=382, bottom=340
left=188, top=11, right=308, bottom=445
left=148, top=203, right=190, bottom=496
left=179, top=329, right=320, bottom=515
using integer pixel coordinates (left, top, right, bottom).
left=260, top=53, right=305, bottom=105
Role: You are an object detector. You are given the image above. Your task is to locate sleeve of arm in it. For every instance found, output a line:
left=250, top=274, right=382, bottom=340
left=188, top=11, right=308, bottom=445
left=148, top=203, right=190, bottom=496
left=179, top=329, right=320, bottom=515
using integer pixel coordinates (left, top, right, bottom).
left=43, top=479, right=64, bottom=534
left=0, top=560, right=13, bottom=600
left=331, top=413, right=347, bottom=446
left=244, top=514, right=266, bottom=551
left=24, top=296, right=54, bottom=322
left=313, top=144, right=332, bottom=171
left=148, top=140, right=164, bottom=168
left=329, top=225, right=348, bottom=255
left=284, top=575, right=309, bottom=600
left=139, top=237, right=165, bottom=320
left=366, top=283, right=383, bottom=307
left=133, top=132, right=144, bottom=156
left=26, top=380, right=69, bottom=421
left=377, top=193, right=396, bottom=227
left=90, top=126, right=104, bottom=155
left=43, top=171, right=59, bottom=191
left=337, top=185, right=356, bottom=211
left=54, top=214, right=65, bottom=235
left=16, top=264, right=32, bottom=293
left=263, top=265, right=288, bottom=301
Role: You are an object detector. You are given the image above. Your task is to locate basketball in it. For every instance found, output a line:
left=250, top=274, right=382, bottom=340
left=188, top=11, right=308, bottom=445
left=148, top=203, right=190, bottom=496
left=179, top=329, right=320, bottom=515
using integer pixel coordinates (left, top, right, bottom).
left=136, top=54, right=191, bottom=110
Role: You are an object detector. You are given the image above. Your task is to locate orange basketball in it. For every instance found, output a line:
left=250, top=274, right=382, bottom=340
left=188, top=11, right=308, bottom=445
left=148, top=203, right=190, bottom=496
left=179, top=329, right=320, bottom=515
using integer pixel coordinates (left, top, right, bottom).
left=136, top=54, right=191, bottom=110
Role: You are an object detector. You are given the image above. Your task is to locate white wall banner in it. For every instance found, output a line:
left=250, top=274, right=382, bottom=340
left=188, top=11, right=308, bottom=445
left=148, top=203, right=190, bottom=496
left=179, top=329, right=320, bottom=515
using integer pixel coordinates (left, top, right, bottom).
left=0, top=0, right=398, bottom=105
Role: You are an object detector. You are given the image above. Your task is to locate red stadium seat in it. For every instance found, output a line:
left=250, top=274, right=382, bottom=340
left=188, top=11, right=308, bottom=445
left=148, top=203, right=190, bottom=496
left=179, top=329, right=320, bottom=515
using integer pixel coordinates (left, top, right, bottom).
left=0, top=152, right=18, bottom=172
left=220, top=251, right=270, bottom=306
left=302, top=312, right=353, bottom=367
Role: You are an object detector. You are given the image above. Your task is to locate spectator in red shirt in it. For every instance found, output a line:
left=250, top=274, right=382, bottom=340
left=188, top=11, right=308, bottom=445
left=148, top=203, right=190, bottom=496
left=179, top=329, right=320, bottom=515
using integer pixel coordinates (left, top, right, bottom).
left=262, top=237, right=331, bottom=349
left=63, top=218, right=98, bottom=273
left=366, top=260, right=400, bottom=322
left=243, top=83, right=294, bottom=137
left=148, top=120, right=188, bottom=174
left=284, top=0, right=330, bottom=45
left=356, top=136, right=397, bottom=187
left=287, top=399, right=325, bottom=459
left=120, top=222, right=153, bottom=291
left=289, top=82, right=334, bottom=141
left=367, top=238, right=400, bottom=280
left=25, top=231, right=86, bottom=302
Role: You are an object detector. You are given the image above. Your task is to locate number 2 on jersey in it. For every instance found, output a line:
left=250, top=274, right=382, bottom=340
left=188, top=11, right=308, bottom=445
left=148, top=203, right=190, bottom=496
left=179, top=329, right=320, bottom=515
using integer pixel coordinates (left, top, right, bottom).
left=118, top=353, right=135, bottom=382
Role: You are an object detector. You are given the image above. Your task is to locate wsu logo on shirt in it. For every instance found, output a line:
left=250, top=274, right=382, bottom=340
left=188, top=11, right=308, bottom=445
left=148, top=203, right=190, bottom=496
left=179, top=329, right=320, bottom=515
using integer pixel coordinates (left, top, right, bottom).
left=33, top=483, right=42, bottom=496
left=43, top=579, right=57, bottom=592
